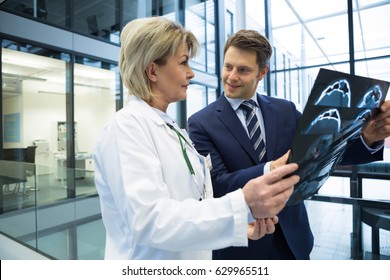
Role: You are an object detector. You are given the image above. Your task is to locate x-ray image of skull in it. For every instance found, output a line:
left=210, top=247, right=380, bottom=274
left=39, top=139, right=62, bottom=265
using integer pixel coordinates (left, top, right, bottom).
left=304, top=108, right=341, bottom=134
left=357, top=85, right=382, bottom=109
left=315, top=79, right=351, bottom=107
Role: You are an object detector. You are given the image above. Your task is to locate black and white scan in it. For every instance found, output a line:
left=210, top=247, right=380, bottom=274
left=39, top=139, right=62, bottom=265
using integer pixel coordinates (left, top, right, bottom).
left=287, top=68, right=389, bottom=206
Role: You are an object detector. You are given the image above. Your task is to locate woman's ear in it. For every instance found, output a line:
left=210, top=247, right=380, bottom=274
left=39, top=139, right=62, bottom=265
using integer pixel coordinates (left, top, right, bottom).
left=146, top=62, right=158, bottom=82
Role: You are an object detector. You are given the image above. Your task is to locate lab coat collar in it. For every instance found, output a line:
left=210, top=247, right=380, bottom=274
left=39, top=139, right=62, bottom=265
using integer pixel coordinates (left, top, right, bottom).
left=126, top=95, right=166, bottom=128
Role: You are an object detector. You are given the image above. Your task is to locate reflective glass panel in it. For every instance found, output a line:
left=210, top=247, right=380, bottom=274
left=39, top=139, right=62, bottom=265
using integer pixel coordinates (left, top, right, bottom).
left=270, top=0, right=349, bottom=105
left=2, top=39, right=68, bottom=202
left=74, top=57, right=118, bottom=196
left=353, top=1, right=390, bottom=60
left=186, top=0, right=216, bottom=74
left=186, top=84, right=208, bottom=118
left=73, top=0, right=120, bottom=44
left=1, top=0, right=69, bottom=27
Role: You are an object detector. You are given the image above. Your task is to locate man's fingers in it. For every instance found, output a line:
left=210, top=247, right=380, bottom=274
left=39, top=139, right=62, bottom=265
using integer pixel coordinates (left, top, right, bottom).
left=263, top=163, right=299, bottom=185
left=258, top=218, right=266, bottom=237
left=243, top=163, right=300, bottom=219
left=264, top=218, right=275, bottom=234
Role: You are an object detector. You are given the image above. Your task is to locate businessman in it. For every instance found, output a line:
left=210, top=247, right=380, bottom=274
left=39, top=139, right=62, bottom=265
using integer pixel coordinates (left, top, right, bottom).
left=188, top=29, right=390, bottom=260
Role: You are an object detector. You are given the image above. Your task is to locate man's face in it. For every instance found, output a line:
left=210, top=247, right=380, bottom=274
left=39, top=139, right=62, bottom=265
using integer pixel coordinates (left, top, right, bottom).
left=222, top=46, right=267, bottom=100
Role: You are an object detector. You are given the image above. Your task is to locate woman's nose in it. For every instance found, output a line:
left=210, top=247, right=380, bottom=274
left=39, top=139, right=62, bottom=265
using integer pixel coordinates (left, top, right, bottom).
left=188, top=66, right=195, bottom=79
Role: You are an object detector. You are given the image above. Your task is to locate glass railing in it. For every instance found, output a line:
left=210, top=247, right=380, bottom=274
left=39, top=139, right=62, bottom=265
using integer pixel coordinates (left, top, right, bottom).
left=0, top=161, right=104, bottom=259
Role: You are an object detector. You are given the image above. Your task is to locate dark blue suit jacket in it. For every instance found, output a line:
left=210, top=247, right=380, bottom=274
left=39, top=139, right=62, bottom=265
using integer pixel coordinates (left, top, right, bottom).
left=188, top=93, right=383, bottom=260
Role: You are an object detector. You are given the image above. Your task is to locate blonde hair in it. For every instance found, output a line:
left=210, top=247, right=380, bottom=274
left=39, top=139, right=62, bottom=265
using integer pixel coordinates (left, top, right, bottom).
left=119, top=17, right=199, bottom=102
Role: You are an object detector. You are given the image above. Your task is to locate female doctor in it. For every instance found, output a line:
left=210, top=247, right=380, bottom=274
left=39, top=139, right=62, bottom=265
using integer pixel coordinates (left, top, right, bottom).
left=93, top=17, right=300, bottom=260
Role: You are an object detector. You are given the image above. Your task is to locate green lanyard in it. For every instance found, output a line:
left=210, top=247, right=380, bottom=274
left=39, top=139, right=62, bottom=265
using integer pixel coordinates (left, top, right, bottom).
left=166, top=123, right=195, bottom=175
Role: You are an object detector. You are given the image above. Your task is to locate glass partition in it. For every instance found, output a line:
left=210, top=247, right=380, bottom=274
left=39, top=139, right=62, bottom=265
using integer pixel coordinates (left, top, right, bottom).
left=1, top=0, right=69, bottom=27
left=2, top=40, right=69, bottom=210
left=186, top=84, right=218, bottom=119
left=353, top=1, right=390, bottom=60
left=269, top=0, right=349, bottom=107
left=73, top=0, right=120, bottom=43
left=73, top=57, right=119, bottom=197
left=186, top=0, right=216, bottom=73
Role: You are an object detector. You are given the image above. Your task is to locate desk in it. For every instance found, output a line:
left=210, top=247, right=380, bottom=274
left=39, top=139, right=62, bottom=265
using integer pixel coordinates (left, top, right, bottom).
left=53, top=153, right=92, bottom=188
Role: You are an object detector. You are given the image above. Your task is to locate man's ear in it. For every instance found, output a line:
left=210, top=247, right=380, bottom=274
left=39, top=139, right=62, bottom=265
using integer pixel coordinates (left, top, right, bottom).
left=146, top=62, right=158, bottom=82
left=258, top=66, right=269, bottom=81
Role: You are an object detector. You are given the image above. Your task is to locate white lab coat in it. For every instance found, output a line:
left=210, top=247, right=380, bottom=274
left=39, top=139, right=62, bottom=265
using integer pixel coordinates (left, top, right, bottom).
left=93, top=96, right=249, bottom=259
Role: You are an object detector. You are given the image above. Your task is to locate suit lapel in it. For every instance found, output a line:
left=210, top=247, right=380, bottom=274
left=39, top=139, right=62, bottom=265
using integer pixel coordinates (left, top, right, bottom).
left=217, top=95, right=260, bottom=163
left=257, top=95, right=277, bottom=161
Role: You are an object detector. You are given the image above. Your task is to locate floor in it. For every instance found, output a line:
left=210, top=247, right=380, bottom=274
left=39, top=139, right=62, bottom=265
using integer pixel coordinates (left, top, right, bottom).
left=0, top=233, right=51, bottom=260
left=2, top=170, right=97, bottom=212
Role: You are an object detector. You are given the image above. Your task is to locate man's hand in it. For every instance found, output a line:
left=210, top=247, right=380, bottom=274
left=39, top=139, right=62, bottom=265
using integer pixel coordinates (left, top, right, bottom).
left=270, top=150, right=290, bottom=171
left=248, top=216, right=279, bottom=240
left=243, top=163, right=299, bottom=219
left=361, top=100, right=390, bottom=146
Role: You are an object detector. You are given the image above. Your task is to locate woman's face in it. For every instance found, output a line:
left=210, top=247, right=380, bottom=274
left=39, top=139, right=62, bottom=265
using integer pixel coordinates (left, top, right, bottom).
left=149, top=42, right=195, bottom=112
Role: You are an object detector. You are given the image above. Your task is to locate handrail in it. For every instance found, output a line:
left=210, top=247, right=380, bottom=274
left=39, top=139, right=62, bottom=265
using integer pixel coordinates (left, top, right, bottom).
left=309, top=162, right=390, bottom=259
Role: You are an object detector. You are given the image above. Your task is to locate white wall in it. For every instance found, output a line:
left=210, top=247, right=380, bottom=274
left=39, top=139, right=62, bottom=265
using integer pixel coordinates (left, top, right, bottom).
left=4, top=78, right=116, bottom=173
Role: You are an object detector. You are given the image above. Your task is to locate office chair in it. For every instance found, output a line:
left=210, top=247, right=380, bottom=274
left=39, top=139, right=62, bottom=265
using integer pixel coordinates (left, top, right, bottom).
left=20, top=146, right=38, bottom=194
left=2, top=146, right=37, bottom=196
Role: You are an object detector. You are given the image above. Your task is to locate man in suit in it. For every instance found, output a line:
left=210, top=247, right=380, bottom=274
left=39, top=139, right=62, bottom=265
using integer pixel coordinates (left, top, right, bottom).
left=188, top=29, right=390, bottom=259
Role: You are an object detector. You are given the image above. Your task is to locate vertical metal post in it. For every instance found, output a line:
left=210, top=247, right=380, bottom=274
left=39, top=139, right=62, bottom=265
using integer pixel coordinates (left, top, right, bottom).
left=66, top=55, right=76, bottom=198
left=214, top=0, right=225, bottom=97
left=0, top=39, right=3, bottom=214
left=351, top=166, right=363, bottom=259
left=348, top=0, right=355, bottom=75
left=264, top=0, right=273, bottom=97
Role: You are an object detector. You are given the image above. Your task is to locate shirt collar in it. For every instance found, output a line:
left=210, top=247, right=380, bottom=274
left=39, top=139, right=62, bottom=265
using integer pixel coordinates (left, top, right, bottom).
left=151, top=107, right=181, bottom=130
left=225, top=93, right=259, bottom=111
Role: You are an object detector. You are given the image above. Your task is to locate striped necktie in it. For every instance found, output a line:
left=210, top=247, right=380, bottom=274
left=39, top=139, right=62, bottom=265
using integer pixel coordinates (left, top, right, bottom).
left=240, top=100, right=266, bottom=162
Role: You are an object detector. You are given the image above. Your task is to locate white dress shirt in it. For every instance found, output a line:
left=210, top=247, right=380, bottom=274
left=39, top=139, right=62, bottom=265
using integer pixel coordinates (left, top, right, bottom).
left=225, top=94, right=271, bottom=172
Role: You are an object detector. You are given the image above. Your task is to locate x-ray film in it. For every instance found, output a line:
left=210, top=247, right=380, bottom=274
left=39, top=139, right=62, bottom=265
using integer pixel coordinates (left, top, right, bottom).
left=286, top=68, right=389, bottom=206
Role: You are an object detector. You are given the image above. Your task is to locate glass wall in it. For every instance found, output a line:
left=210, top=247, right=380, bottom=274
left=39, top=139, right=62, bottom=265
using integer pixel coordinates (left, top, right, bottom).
left=186, top=0, right=216, bottom=73
left=353, top=1, right=390, bottom=161
left=353, top=1, right=390, bottom=62
left=73, top=0, right=120, bottom=43
left=268, top=0, right=390, bottom=111
left=73, top=57, right=118, bottom=196
left=186, top=84, right=217, bottom=119
left=183, top=0, right=219, bottom=127
left=269, top=0, right=349, bottom=109
left=263, top=0, right=390, bottom=259
left=2, top=40, right=68, bottom=211
left=1, top=0, right=121, bottom=43
left=1, top=0, right=69, bottom=27
left=1, top=37, right=119, bottom=212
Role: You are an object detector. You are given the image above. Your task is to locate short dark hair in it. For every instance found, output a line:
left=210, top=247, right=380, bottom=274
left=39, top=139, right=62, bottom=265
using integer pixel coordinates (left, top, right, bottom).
left=223, top=30, right=272, bottom=70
